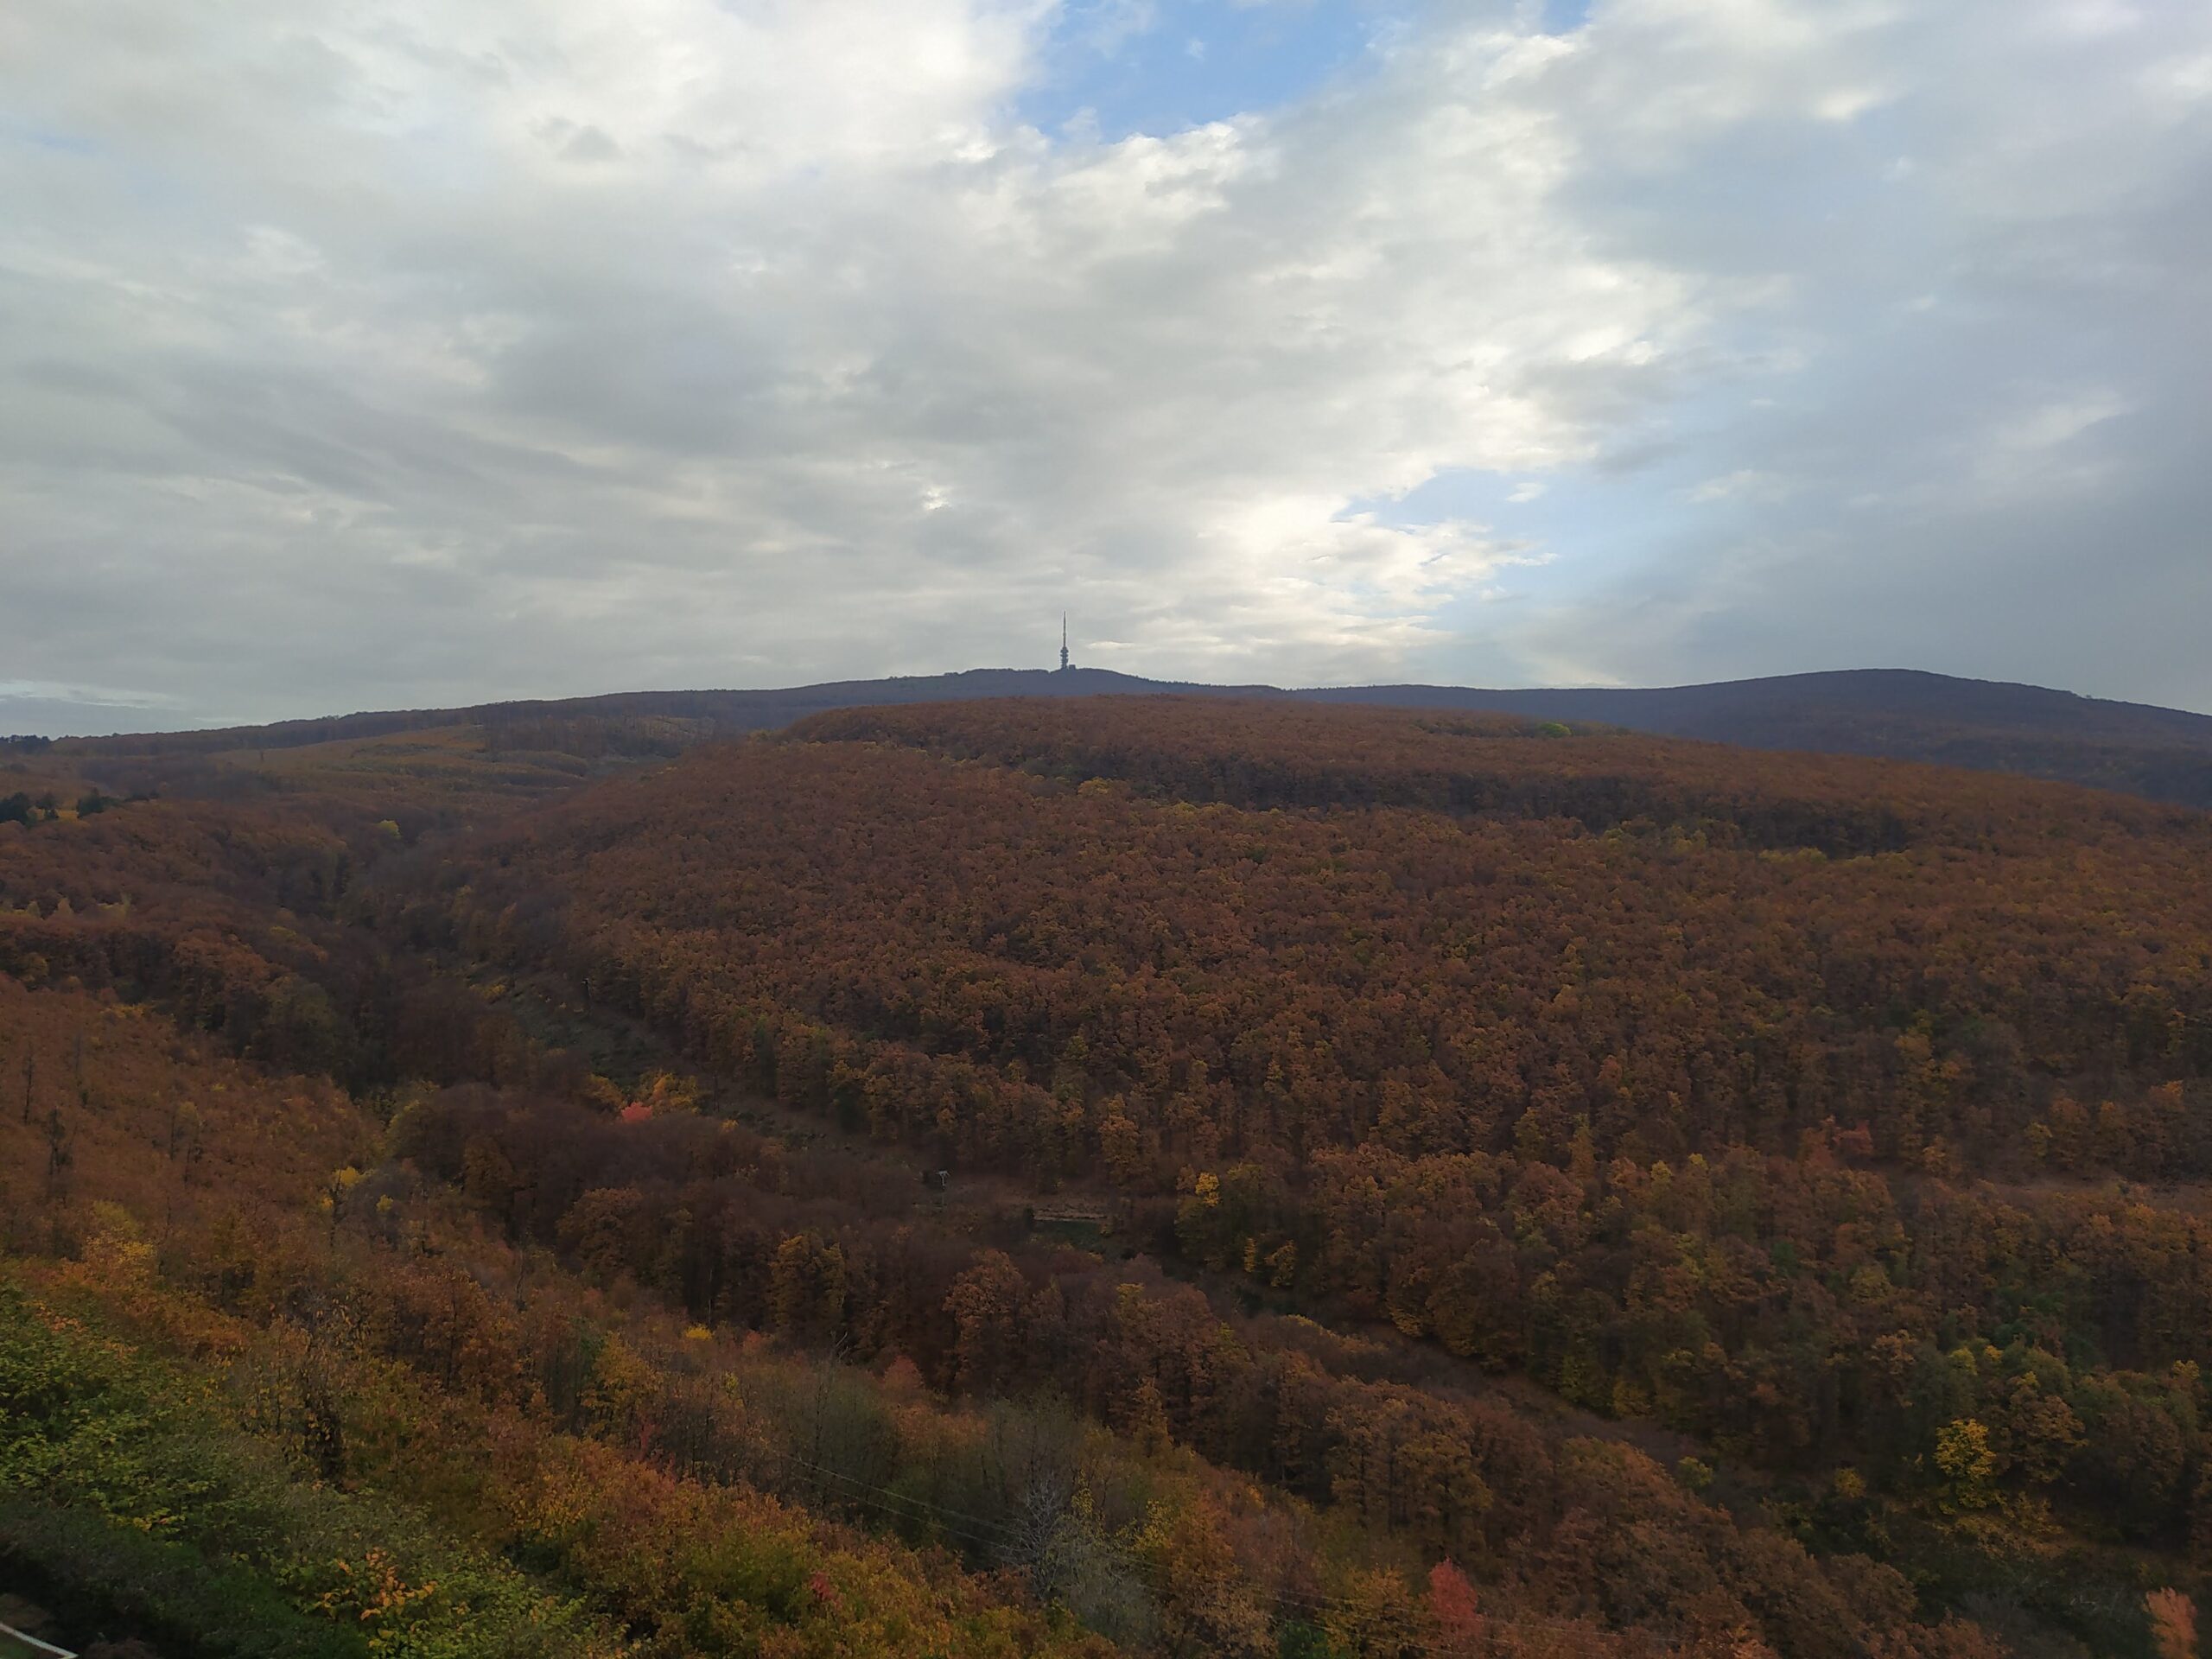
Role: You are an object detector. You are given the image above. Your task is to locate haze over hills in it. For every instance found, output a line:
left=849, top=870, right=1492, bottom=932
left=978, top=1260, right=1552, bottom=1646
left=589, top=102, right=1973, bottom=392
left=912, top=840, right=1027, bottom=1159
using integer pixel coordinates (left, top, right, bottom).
left=44, top=665, right=2212, bottom=810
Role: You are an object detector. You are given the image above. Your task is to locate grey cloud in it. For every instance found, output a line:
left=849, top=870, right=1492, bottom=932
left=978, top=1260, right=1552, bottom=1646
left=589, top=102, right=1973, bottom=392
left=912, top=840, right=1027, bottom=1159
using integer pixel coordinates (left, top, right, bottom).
left=1, top=0, right=2208, bottom=728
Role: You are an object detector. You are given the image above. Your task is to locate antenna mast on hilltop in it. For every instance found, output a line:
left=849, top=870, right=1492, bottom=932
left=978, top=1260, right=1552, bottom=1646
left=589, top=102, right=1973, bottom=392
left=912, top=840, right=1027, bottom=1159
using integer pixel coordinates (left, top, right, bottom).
left=1059, top=613, right=1071, bottom=672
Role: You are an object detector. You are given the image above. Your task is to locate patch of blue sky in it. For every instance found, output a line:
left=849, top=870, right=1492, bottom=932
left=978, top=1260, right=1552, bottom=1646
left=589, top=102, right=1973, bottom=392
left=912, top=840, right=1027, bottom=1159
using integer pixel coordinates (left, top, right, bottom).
left=1019, top=0, right=1389, bottom=142
left=1, top=121, right=98, bottom=156
left=1393, top=464, right=1684, bottom=588
left=1373, top=463, right=1694, bottom=686
left=1344, top=379, right=1783, bottom=682
left=1361, top=386, right=1741, bottom=587
left=1375, top=459, right=1700, bottom=635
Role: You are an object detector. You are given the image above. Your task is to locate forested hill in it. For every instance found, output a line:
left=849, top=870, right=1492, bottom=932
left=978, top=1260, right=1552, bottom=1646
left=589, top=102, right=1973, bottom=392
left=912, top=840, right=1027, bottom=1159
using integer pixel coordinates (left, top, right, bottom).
left=51, top=666, right=2212, bottom=809
left=6, top=693, right=2211, bottom=1654
left=403, top=696, right=2212, bottom=1648
left=1302, top=670, right=2212, bottom=807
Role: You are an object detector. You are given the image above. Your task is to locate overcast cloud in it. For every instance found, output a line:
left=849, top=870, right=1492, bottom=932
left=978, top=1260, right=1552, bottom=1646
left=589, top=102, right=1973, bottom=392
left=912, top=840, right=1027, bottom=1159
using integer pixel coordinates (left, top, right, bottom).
left=3, top=0, right=2209, bottom=731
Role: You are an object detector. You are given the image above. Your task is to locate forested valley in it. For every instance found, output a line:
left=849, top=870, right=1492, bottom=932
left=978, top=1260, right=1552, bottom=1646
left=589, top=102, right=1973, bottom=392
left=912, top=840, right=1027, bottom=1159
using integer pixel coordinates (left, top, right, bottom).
left=3, top=699, right=2209, bottom=1659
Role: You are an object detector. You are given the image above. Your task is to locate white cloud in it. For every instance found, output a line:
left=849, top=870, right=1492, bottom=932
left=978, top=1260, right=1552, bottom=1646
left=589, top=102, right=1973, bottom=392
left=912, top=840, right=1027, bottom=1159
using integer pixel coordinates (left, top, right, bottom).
left=1989, top=394, right=2127, bottom=455
left=1, top=0, right=2209, bottom=724
left=1686, top=470, right=1790, bottom=505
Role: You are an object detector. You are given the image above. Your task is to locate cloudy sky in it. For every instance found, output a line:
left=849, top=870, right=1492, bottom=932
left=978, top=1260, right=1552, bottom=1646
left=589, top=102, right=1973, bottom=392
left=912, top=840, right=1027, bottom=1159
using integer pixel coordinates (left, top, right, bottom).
left=3, top=0, right=2209, bottom=733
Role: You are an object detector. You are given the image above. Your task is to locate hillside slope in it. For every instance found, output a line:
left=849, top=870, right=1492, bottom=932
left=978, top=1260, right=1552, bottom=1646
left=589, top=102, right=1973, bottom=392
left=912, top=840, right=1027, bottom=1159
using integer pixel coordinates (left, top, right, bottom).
left=1304, top=670, right=2212, bottom=805
left=379, top=696, right=2212, bottom=1651
left=12, top=696, right=2201, bottom=1654
left=53, top=667, right=2212, bottom=809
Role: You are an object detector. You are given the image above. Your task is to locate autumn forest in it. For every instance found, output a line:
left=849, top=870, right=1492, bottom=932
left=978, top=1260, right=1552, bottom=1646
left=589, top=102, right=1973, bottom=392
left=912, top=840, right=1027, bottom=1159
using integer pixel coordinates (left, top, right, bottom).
left=3, top=696, right=2209, bottom=1659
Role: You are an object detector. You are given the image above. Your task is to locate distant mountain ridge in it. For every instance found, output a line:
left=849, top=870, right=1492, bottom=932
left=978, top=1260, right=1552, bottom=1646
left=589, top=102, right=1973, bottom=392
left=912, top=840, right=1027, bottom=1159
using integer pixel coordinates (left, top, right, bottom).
left=1301, top=670, right=2212, bottom=807
left=57, top=665, right=2212, bottom=809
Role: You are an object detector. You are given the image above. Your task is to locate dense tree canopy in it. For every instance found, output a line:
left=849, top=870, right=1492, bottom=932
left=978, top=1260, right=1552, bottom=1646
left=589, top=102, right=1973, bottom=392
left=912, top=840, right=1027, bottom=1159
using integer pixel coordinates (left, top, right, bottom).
left=3, top=698, right=2208, bottom=1656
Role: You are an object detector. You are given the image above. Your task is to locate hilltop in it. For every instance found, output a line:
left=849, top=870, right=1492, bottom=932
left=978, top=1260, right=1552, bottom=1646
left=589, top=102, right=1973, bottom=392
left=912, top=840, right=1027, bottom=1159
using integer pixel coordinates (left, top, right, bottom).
left=47, top=666, right=2212, bottom=810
